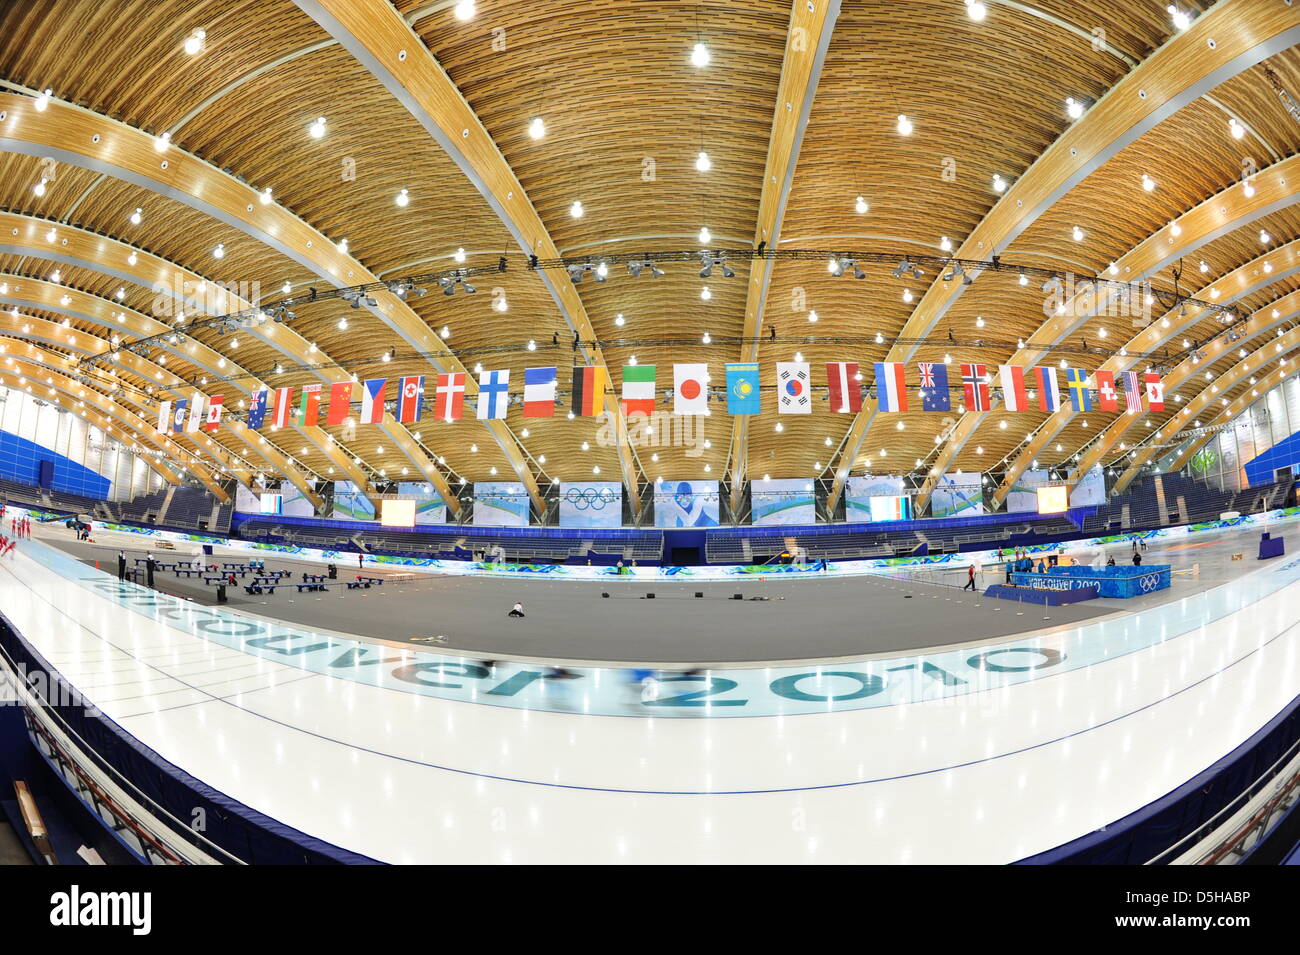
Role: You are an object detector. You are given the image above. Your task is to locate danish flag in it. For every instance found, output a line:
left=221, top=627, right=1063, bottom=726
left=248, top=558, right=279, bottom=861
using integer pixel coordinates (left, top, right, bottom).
left=435, top=373, right=466, bottom=421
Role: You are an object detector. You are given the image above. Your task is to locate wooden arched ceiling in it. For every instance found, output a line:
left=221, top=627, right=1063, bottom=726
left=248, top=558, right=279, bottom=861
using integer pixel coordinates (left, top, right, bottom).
left=0, top=0, right=1296, bottom=517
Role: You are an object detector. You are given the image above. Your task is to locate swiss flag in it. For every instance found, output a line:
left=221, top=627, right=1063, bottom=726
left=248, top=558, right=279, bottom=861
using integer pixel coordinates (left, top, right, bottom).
left=1095, top=370, right=1118, bottom=412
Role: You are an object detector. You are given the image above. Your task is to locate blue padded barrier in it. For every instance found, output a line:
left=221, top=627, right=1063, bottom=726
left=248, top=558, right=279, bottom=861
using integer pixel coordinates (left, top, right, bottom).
left=1011, top=565, right=1171, bottom=598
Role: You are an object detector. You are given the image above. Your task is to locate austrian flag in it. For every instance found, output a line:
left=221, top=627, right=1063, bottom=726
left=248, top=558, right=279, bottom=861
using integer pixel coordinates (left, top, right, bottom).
left=998, top=365, right=1028, bottom=412
left=826, top=362, right=862, bottom=413
left=272, top=387, right=293, bottom=428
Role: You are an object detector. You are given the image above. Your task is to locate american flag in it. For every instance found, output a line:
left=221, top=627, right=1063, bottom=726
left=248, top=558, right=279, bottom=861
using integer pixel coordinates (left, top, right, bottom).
left=1123, top=371, right=1141, bottom=413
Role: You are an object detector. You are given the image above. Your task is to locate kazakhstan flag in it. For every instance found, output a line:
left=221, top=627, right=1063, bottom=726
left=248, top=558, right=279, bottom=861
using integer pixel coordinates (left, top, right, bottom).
left=726, top=363, right=761, bottom=415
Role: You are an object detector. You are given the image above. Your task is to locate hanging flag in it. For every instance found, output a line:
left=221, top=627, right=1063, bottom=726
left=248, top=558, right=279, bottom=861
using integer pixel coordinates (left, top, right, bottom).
left=156, top=399, right=171, bottom=435
left=171, top=398, right=188, bottom=433
left=725, top=363, right=761, bottom=415
left=1123, top=371, right=1141, bottom=414
left=435, top=372, right=466, bottom=421
left=396, top=375, right=424, bottom=423
left=777, top=361, right=811, bottom=414
left=186, top=393, right=204, bottom=433
left=827, top=362, right=863, bottom=413
left=1143, top=372, right=1165, bottom=412
left=871, top=362, right=905, bottom=413
left=999, top=365, right=1028, bottom=412
left=572, top=365, right=607, bottom=417
left=1095, top=370, right=1118, bottom=412
left=673, top=363, right=709, bottom=415
left=1034, top=367, right=1060, bottom=412
left=621, top=364, right=656, bottom=417
left=272, top=387, right=293, bottom=428
left=247, top=389, right=269, bottom=429
left=205, top=395, right=224, bottom=432
left=360, top=378, right=387, bottom=424
left=960, top=363, right=989, bottom=411
left=523, top=367, right=557, bottom=417
left=326, top=381, right=353, bottom=425
left=918, top=362, right=951, bottom=412
left=297, top=383, right=322, bottom=426
left=476, top=369, right=509, bottom=420
left=1065, top=368, right=1092, bottom=412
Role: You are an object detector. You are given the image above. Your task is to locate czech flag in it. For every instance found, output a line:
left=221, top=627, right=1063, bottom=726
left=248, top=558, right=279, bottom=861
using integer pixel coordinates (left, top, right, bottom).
left=396, top=375, right=424, bottom=423
left=870, top=362, right=904, bottom=412
left=999, top=365, right=1028, bottom=412
left=360, top=378, right=387, bottom=424
left=523, top=367, right=557, bottom=417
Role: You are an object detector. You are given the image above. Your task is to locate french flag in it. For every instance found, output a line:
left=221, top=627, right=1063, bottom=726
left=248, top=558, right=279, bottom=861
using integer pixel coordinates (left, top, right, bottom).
left=1035, top=367, right=1060, bottom=412
left=361, top=378, right=387, bottom=424
left=873, top=361, right=907, bottom=412
left=999, top=365, right=1028, bottom=412
left=523, top=367, right=557, bottom=417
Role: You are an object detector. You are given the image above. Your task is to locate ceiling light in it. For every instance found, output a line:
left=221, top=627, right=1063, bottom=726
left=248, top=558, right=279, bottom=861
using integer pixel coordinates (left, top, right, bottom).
left=212, top=243, right=225, bottom=259
left=395, top=188, right=409, bottom=207
left=1169, top=5, right=1191, bottom=30
left=454, top=0, right=475, bottom=20
left=691, top=42, right=710, bottom=68
left=700, top=286, right=711, bottom=301
left=698, top=226, right=711, bottom=244
left=1141, top=173, right=1156, bottom=192
left=855, top=195, right=868, bottom=213
left=528, top=116, right=545, bottom=139
left=695, top=151, right=711, bottom=172
left=896, top=114, right=913, bottom=135
left=1260, top=229, right=1271, bottom=244
left=183, top=28, right=205, bottom=55
left=32, top=179, right=47, bottom=197
left=966, top=1, right=987, bottom=22
left=992, top=174, right=1006, bottom=194
left=33, top=89, right=51, bottom=111
left=1065, top=97, right=1084, bottom=120
left=1229, top=117, right=1245, bottom=140
left=129, top=207, right=142, bottom=225
left=569, top=200, right=584, bottom=218
left=1071, top=225, right=1085, bottom=242
left=614, top=313, right=625, bottom=326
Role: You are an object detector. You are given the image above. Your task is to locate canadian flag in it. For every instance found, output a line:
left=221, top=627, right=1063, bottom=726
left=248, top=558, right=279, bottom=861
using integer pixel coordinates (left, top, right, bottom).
left=204, top=395, right=224, bottom=431
left=1143, top=372, right=1165, bottom=412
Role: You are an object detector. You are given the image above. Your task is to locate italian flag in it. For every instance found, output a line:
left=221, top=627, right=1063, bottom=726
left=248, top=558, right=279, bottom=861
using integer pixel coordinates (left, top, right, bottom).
left=621, top=364, right=656, bottom=417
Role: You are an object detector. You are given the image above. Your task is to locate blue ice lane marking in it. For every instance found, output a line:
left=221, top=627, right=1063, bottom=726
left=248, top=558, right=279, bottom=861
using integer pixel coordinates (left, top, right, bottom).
left=20, top=534, right=1300, bottom=720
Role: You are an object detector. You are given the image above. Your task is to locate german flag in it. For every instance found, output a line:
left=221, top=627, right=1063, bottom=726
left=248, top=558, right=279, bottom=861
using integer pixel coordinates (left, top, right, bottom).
left=572, top=365, right=608, bottom=417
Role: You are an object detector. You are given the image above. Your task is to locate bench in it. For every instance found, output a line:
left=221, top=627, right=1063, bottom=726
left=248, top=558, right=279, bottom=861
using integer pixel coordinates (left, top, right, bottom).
left=296, top=582, right=328, bottom=592
left=345, top=580, right=372, bottom=590
left=174, top=568, right=204, bottom=578
left=251, top=576, right=280, bottom=585
left=302, top=573, right=327, bottom=583
left=203, top=575, right=228, bottom=585
left=356, top=575, right=385, bottom=586
left=245, top=583, right=276, bottom=595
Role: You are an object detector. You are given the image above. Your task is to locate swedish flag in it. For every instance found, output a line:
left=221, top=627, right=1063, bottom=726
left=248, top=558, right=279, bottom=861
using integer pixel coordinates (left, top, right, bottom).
left=726, top=363, right=761, bottom=415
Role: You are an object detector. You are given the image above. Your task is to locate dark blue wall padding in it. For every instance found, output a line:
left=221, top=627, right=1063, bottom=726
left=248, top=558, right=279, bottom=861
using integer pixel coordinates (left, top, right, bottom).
left=1017, top=691, right=1300, bottom=864
left=1244, top=431, right=1300, bottom=488
left=0, top=610, right=378, bottom=865
left=0, top=429, right=110, bottom=498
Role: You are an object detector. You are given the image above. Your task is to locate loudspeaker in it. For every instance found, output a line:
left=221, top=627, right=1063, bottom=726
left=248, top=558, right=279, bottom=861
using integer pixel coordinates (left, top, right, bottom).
left=694, top=592, right=703, bottom=598
left=601, top=592, right=609, bottom=598
left=732, top=593, right=743, bottom=600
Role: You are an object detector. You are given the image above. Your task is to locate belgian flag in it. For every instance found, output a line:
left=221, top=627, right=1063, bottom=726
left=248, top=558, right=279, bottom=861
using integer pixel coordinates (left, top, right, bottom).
left=572, top=365, right=608, bottom=417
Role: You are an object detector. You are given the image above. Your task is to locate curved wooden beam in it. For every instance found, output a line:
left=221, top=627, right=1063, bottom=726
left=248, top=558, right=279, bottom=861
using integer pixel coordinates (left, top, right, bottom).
left=0, top=94, right=522, bottom=512
left=0, top=212, right=459, bottom=516
left=995, top=275, right=1300, bottom=508
left=726, top=0, right=840, bottom=515
left=916, top=151, right=1300, bottom=510
left=0, top=273, right=339, bottom=511
left=1112, top=330, right=1300, bottom=493
left=0, top=314, right=272, bottom=497
left=825, top=0, right=1300, bottom=512
left=293, top=0, right=639, bottom=514
left=0, top=354, right=212, bottom=493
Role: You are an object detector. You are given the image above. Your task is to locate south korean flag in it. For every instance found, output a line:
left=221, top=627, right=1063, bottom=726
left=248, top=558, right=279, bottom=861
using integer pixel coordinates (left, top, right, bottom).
left=777, top=361, right=811, bottom=414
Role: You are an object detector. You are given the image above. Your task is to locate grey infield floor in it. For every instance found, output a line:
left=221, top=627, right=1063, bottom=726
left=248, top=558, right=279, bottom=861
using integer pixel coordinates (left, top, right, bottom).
left=40, top=519, right=1282, bottom=665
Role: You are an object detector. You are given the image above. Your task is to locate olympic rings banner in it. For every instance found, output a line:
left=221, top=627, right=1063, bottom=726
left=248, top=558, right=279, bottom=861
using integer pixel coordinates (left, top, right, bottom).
left=559, top=481, right=623, bottom=528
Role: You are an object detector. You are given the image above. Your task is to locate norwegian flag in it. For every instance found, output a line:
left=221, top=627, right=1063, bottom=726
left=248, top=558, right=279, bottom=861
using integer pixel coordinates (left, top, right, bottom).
left=396, top=375, right=424, bottom=423
left=435, top=373, right=466, bottom=421
left=826, top=362, right=862, bottom=413
left=1123, top=371, right=1142, bottom=414
left=1095, top=370, right=1118, bottom=412
left=1143, top=372, right=1165, bottom=412
left=204, top=395, right=224, bottom=432
left=961, top=363, right=989, bottom=411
